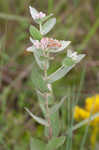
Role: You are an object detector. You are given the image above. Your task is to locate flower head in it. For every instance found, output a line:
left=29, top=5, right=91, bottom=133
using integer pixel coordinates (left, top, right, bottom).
left=29, top=6, right=46, bottom=20
left=27, top=37, right=63, bottom=52
left=41, top=37, right=49, bottom=49
left=74, top=94, right=99, bottom=126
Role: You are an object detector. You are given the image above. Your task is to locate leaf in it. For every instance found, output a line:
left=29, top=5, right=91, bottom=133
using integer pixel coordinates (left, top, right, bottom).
left=29, top=25, right=42, bottom=40
left=29, top=6, right=38, bottom=20
left=36, top=90, right=46, bottom=116
left=50, top=96, right=66, bottom=114
left=25, top=108, right=49, bottom=126
left=44, top=111, right=60, bottom=137
left=40, top=13, right=53, bottom=22
left=46, top=136, right=65, bottom=150
left=48, top=65, right=75, bottom=83
left=33, top=49, right=49, bottom=70
left=64, top=113, right=99, bottom=136
left=62, top=57, right=75, bottom=67
left=50, top=41, right=71, bottom=53
left=33, top=50, right=44, bottom=70
left=41, top=18, right=56, bottom=35
left=30, top=137, right=46, bottom=150
left=27, top=45, right=36, bottom=52
left=37, top=90, right=54, bottom=116
left=48, top=54, right=85, bottom=83
left=31, top=66, right=49, bottom=93
left=76, top=54, right=85, bottom=63
left=72, top=112, right=99, bottom=131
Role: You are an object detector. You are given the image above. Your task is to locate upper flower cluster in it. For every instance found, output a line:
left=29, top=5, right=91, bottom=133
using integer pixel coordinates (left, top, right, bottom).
left=29, top=6, right=46, bottom=20
left=27, top=6, right=85, bottom=70
left=74, top=94, right=99, bottom=125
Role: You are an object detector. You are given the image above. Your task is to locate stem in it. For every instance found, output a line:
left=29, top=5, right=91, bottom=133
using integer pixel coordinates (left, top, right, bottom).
left=44, top=60, right=52, bottom=140
left=39, top=23, right=52, bottom=139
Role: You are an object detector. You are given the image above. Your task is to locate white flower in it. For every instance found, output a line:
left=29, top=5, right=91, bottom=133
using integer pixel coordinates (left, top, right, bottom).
left=29, top=6, right=46, bottom=20
left=67, top=49, right=79, bottom=61
left=67, top=49, right=86, bottom=62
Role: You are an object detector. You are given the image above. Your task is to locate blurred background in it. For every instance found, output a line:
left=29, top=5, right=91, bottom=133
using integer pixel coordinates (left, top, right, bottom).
left=0, top=0, right=99, bottom=150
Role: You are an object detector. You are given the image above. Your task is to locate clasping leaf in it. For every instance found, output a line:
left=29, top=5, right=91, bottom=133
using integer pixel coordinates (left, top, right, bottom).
left=41, top=18, right=56, bottom=35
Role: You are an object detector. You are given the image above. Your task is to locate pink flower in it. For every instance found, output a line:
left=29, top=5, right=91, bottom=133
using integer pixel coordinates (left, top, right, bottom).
left=40, top=38, right=49, bottom=49
left=39, top=12, right=46, bottom=19
left=35, top=12, right=46, bottom=20
left=28, top=37, right=63, bottom=51
left=29, top=6, right=46, bottom=20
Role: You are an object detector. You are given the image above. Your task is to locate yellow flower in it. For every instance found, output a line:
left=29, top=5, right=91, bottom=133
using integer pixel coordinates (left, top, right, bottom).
left=74, top=94, right=99, bottom=124
left=74, top=94, right=99, bottom=149
left=74, top=106, right=90, bottom=121
left=85, top=94, right=99, bottom=113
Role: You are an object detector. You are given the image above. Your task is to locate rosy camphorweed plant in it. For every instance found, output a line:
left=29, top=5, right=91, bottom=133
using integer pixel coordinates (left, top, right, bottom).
left=25, top=6, right=85, bottom=150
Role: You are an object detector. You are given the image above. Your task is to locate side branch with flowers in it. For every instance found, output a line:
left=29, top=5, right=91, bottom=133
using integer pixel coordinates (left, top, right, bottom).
left=25, top=6, right=86, bottom=150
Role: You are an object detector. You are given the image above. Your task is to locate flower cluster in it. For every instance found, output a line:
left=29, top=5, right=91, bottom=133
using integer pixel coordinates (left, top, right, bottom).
left=28, top=37, right=62, bottom=50
left=27, top=6, right=85, bottom=65
left=29, top=6, right=46, bottom=20
left=74, top=94, right=99, bottom=125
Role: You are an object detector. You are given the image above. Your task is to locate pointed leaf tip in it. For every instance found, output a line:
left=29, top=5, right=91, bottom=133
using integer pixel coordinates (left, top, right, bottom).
left=25, top=108, right=49, bottom=126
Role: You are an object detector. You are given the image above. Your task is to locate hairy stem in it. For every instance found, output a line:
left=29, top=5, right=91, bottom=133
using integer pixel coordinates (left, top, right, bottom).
left=39, top=23, right=52, bottom=139
left=44, top=61, right=52, bottom=140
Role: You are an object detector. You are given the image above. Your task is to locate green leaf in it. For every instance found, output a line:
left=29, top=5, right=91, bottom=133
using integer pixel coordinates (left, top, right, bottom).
left=48, top=65, right=75, bottom=83
left=62, top=57, right=75, bottom=67
left=31, top=66, right=49, bottom=93
left=29, top=6, right=38, bottom=19
left=25, top=108, right=49, bottom=126
left=48, top=54, right=85, bottom=83
left=40, top=14, right=53, bottom=22
left=30, top=137, right=46, bottom=150
left=29, top=25, right=42, bottom=40
left=50, top=96, right=66, bottom=114
left=41, top=18, right=56, bottom=35
left=37, top=90, right=54, bottom=116
left=33, top=49, right=49, bottom=70
left=36, top=90, right=46, bottom=116
left=46, top=136, right=65, bottom=150
left=33, top=50, right=44, bottom=70
left=45, top=111, right=60, bottom=137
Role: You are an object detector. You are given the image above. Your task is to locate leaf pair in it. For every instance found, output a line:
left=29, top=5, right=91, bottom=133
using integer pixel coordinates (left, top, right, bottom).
left=30, top=17, right=56, bottom=40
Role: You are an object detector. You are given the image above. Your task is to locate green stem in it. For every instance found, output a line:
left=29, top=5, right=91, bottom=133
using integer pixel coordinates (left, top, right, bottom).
left=44, top=61, right=52, bottom=140
left=39, top=22, right=52, bottom=139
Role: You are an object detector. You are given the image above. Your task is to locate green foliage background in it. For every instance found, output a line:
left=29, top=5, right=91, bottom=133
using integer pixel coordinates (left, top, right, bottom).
left=0, top=0, right=99, bottom=150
